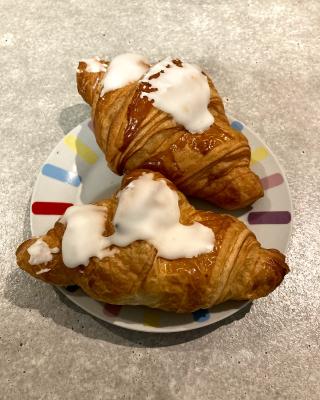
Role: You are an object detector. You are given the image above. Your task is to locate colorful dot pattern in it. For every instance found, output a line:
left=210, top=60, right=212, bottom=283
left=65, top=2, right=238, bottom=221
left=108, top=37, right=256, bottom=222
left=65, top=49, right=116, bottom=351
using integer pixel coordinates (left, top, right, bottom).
left=65, top=285, right=79, bottom=292
left=248, top=211, right=291, bottom=224
left=64, top=134, right=98, bottom=165
left=103, top=304, right=122, bottom=317
left=32, top=201, right=73, bottom=215
left=42, top=163, right=81, bottom=187
left=260, top=173, right=284, bottom=190
left=143, top=308, right=161, bottom=327
left=231, top=120, right=244, bottom=132
left=251, top=147, right=269, bottom=165
left=193, top=309, right=210, bottom=322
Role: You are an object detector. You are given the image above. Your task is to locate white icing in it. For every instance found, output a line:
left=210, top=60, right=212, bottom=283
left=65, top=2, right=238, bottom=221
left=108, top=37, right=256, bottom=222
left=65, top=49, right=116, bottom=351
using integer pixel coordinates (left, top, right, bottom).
left=141, top=57, right=214, bottom=133
left=100, top=53, right=149, bottom=96
left=36, top=268, right=51, bottom=275
left=105, top=173, right=214, bottom=259
left=60, top=205, right=109, bottom=269
left=27, top=239, right=59, bottom=265
left=81, top=56, right=107, bottom=73
left=59, top=174, right=214, bottom=268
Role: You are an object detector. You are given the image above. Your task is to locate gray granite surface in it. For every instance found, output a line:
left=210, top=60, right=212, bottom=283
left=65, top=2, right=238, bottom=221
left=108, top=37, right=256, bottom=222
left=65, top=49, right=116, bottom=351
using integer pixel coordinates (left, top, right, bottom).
left=1, top=1, right=319, bottom=399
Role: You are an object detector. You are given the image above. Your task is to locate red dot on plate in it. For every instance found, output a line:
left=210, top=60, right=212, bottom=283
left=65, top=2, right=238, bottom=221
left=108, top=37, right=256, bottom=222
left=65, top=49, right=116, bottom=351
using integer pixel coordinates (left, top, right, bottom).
left=103, top=304, right=122, bottom=316
left=32, top=201, right=74, bottom=215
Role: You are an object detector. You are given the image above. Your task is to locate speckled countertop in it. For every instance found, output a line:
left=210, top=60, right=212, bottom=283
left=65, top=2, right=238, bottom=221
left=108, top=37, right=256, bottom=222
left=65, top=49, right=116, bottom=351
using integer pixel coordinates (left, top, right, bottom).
left=1, top=1, right=319, bottom=399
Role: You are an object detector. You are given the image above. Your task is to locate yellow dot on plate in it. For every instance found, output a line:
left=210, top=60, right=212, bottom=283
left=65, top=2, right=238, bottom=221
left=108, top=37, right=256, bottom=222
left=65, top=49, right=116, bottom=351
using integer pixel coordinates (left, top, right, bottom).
left=64, top=134, right=98, bottom=165
left=143, top=309, right=161, bottom=327
left=251, top=147, right=269, bottom=165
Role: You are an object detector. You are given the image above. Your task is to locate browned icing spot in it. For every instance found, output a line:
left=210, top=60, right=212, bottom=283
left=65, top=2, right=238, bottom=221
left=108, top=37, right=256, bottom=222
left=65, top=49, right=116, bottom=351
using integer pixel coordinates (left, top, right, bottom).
left=148, top=68, right=166, bottom=80
left=166, top=64, right=171, bottom=68
left=148, top=72, right=161, bottom=80
left=172, top=59, right=183, bottom=67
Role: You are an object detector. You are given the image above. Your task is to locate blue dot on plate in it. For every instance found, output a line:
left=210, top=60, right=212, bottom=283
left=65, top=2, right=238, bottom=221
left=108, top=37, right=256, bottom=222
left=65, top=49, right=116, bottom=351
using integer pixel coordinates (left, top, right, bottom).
left=193, top=309, right=210, bottom=322
left=65, top=285, right=79, bottom=292
left=231, top=120, right=244, bottom=132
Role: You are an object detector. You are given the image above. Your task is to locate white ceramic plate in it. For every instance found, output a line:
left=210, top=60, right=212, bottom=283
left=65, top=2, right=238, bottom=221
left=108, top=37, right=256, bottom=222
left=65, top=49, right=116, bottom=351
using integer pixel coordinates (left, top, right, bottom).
left=30, top=116, right=292, bottom=333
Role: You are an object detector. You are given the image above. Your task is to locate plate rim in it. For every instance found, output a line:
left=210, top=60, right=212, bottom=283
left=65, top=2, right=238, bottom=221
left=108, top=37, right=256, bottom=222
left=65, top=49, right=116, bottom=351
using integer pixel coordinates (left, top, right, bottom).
left=29, top=115, right=293, bottom=333
left=58, top=287, right=251, bottom=333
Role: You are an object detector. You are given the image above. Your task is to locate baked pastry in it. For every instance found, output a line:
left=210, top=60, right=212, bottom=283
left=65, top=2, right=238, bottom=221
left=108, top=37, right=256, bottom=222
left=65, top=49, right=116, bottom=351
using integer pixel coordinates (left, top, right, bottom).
left=77, top=54, right=263, bottom=210
left=16, top=170, right=288, bottom=313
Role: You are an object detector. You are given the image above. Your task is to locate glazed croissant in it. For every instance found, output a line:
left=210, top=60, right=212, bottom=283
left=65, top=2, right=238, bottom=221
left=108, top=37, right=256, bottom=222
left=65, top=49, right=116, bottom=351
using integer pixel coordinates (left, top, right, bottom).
left=77, top=55, right=263, bottom=210
left=16, top=170, right=288, bottom=313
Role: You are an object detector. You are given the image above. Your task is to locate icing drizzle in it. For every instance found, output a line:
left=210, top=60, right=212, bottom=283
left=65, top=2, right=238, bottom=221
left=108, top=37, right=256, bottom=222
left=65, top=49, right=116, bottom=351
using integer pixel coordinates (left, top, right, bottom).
left=59, top=174, right=215, bottom=268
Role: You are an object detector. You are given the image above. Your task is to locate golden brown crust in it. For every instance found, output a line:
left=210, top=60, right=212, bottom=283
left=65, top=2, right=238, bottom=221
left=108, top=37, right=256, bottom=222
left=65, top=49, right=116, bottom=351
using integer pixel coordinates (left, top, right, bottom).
left=77, top=60, right=263, bottom=210
left=16, top=170, right=288, bottom=313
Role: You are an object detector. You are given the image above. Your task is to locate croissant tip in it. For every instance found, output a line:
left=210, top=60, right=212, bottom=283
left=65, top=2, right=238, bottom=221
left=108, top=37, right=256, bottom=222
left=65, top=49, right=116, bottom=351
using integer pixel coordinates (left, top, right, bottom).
left=210, top=170, right=264, bottom=210
left=249, top=248, right=289, bottom=300
left=15, top=239, right=33, bottom=261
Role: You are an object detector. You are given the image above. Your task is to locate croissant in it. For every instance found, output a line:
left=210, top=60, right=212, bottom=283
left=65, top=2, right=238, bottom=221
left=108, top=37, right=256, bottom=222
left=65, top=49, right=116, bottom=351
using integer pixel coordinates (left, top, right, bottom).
left=77, top=54, right=263, bottom=210
left=16, top=170, right=288, bottom=313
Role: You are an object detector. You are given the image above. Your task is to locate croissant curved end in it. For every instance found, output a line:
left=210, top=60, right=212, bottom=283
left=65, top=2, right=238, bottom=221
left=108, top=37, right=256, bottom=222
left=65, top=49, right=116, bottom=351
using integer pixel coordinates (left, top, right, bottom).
left=211, top=169, right=264, bottom=210
left=247, top=248, right=289, bottom=300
